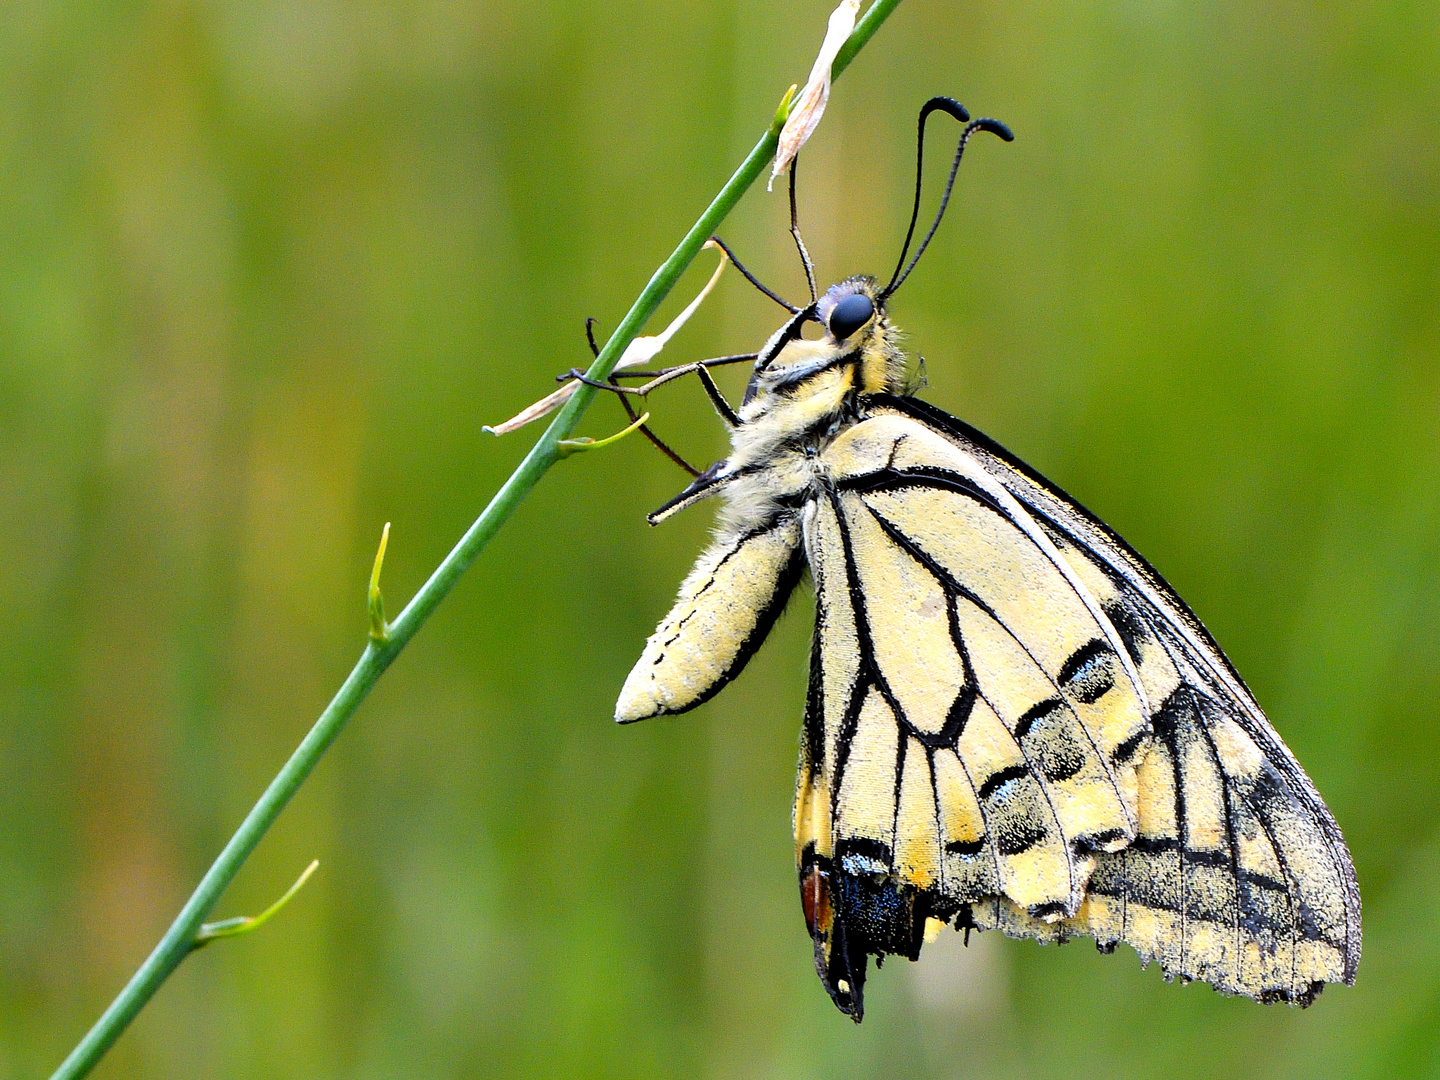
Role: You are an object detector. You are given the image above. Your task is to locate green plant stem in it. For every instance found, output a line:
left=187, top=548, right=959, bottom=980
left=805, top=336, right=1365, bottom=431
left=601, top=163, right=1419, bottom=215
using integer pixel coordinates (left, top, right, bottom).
left=48, top=3, right=901, bottom=1076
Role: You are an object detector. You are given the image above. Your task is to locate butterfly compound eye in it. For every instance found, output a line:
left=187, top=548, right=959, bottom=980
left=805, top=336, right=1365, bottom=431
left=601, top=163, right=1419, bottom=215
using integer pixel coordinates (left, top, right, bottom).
left=828, top=293, right=874, bottom=341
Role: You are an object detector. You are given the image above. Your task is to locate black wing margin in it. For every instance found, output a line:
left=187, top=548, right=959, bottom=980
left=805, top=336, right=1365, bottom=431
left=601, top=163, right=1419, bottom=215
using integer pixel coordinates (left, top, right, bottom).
left=869, top=393, right=1361, bottom=1005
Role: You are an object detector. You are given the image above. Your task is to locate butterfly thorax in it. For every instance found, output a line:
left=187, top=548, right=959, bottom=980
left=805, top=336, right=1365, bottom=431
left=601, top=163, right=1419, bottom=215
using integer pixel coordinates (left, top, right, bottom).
left=716, top=277, right=907, bottom=532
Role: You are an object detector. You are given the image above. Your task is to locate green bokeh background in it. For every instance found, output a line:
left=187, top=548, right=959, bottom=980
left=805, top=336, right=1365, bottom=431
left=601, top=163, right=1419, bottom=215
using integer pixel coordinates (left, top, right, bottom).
left=3, top=0, right=1438, bottom=1076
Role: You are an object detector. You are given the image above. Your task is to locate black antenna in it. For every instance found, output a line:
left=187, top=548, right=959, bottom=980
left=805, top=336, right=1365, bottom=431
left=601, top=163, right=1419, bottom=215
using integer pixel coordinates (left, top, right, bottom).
left=789, top=157, right=818, bottom=302
left=879, top=97, right=1013, bottom=300
left=707, top=236, right=800, bottom=314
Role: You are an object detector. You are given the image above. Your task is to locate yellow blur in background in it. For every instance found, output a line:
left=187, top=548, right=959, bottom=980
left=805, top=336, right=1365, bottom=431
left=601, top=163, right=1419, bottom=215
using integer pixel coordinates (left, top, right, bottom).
left=2, top=1, right=1437, bottom=1077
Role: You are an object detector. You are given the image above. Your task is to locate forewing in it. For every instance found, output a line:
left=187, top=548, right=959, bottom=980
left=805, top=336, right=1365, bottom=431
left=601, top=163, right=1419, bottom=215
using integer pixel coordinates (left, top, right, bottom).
left=870, top=394, right=1360, bottom=1006
left=795, top=413, right=1154, bottom=1018
left=617, top=515, right=804, bottom=722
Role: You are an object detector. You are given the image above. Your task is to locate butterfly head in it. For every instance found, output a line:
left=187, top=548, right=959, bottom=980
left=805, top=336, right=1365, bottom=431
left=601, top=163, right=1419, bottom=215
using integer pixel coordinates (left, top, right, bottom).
left=742, top=277, right=906, bottom=416
left=817, top=277, right=907, bottom=395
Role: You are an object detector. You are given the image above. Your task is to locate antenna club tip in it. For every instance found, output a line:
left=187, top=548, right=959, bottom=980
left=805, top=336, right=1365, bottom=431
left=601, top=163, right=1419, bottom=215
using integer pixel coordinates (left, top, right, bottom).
left=920, top=96, right=970, bottom=124
left=981, top=118, right=1016, bottom=142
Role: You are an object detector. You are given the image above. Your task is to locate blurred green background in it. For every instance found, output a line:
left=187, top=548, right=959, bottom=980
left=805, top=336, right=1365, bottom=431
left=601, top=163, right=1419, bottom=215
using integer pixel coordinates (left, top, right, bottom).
left=2, top=0, right=1438, bottom=1076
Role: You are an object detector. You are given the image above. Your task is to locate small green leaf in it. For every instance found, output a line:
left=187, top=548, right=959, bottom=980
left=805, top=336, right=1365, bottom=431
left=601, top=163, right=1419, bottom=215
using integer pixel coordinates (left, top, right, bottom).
left=557, top=412, right=652, bottom=458
left=193, top=861, right=320, bottom=950
left=368, top=523, right=391, bottom=642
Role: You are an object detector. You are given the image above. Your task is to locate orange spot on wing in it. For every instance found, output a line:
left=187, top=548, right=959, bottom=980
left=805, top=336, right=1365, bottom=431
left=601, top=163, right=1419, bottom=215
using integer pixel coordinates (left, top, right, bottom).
left=802, top=865, right=833, bottom=938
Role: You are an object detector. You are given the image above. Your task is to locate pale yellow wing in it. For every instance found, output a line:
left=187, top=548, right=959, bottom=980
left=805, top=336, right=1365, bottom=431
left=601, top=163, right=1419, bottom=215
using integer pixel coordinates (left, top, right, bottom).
left=616, top=515, right=804, bottom=722
left=864, top=394, right=1361, bottom=1008
left=796, top=412, right=1155, bottom=1018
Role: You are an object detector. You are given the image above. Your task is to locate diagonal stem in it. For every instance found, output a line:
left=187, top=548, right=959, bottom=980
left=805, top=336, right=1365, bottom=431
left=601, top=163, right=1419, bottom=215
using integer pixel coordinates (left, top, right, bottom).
left=47, top=2, right=901, bottom=1076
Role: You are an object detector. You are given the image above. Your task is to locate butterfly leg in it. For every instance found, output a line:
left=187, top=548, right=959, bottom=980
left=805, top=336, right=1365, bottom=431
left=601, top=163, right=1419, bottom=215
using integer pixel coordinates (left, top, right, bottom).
left=562, top=367, right=639, bottom=392
left=623, top=363, right=741, bottom=425
left=608, top=380, right=700, bottom=477
left=693, top=364, right=740, bottom=427
left=581, top=359, right=744, bottom=427
left=606, top=352, right=757, bottom=380
left=560, top=320, right=702, bottom=476
left=646, top=459, right=733, bottom=525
